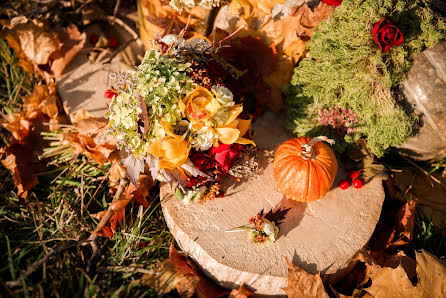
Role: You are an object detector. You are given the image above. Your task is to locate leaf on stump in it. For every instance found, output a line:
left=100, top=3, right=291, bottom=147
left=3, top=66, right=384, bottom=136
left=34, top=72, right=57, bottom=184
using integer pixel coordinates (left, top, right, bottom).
left=51, top=24, right=86, bottom=78
left=282, top=258, right=329, bottom=298
left=366, top=250, right=446, bottom=297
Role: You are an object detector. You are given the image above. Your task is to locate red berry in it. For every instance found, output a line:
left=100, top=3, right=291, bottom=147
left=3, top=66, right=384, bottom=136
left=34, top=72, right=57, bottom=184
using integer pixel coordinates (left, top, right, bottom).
left=90, top=34, right=98, bottom=44
left=339, top=180, right=349, bottom=190
left=352, top=178, right=363, bottom=189
left=108, top=37, right=118, bottom=48
left=348, top=170, right=360, bottom=180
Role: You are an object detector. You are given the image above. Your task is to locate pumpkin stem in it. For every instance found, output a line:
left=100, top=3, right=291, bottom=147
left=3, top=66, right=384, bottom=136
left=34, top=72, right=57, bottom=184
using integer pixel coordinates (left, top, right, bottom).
left=301, top=136, right=335, bottom=160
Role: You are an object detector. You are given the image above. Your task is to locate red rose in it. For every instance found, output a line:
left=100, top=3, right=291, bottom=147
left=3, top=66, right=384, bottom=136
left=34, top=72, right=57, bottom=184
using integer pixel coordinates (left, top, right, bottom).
left=372, top=18, right=404, bottom=53
left=322, top=0, right=342, bottom=6
left=208, top=143, right=243, bottom=174
left=190, top=151, right=216, bottom=173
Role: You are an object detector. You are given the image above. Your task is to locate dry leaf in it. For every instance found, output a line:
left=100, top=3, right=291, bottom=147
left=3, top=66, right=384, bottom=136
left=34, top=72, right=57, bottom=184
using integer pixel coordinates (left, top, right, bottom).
left=75, top=118, right=108, bottom=136
left=137, top=259, right=199, bottom=297
left=168, top=244, right=229, bottom=298
left=138, top=0, right=210, bottom=50
left=22, top=84, right=59, bottom=119
left=51, top=24, right=86, bottom=78
left=388, top=201, right=416, bottom=247
left=282, top=258, right=329, bottom=298
left=91, top=209, right=124, bottom=238
left=67, top=132, right=116, bottom=165
left=229, top=284, right=253, bottom=297
left=392, top=168, right=446, bottom=231
left=11, top=20, right=61, bottom=65
left=366, top=250, right=446, bottom=298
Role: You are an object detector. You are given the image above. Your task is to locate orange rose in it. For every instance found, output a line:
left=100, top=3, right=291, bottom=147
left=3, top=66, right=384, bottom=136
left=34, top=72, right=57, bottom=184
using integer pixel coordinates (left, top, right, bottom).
left=180, top=86, right=220, bottom=122
left=147, top=121, right=190, bottom=170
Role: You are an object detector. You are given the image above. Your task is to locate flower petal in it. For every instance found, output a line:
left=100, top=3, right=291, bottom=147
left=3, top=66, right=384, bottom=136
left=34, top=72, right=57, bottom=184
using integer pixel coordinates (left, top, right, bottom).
left=215, top=127, right=240, bottom=144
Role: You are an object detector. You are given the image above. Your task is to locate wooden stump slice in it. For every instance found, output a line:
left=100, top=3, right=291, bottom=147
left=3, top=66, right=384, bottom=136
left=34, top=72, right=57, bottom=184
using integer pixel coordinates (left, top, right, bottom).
left=161, top=111, right=385, bottom=296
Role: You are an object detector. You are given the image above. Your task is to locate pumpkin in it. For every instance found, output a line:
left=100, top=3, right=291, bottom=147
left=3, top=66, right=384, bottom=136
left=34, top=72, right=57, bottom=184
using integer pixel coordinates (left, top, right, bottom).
left=273, top=136, right=338, bottom=202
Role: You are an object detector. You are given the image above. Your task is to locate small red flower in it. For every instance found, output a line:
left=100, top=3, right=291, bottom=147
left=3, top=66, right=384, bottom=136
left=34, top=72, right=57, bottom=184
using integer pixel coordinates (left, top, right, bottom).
left=104, top=89, right=118, bottom=99
left=372, top=18, right=404, bottom=53
left=322, top=0, right=342, bottom=6
left=208, top=143, right=243, bottom=174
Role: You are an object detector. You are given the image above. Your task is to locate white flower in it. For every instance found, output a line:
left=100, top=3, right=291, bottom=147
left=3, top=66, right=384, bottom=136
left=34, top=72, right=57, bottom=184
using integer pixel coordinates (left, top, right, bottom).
left=191, top=125, right=217, bottom=151
left=212, top=85, right=234, bottom=107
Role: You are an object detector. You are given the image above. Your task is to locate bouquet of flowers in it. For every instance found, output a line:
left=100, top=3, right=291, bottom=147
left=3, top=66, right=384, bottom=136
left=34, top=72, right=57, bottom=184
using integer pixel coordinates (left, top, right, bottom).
left=106, top=34, right=256, bottom=203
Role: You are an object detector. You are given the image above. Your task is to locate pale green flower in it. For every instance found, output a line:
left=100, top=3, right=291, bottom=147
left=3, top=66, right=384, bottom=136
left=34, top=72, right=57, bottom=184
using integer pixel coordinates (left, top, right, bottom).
left=212, top=85, right=234, bottom=107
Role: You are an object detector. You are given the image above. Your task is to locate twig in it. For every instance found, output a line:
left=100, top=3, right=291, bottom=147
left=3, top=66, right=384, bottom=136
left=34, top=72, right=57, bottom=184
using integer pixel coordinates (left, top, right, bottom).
left=112, top=0, right=122, bottom=25
left=90, top=177, right=129, bottom=236
left=96, top=265, right=154, bottom=274
left=86, top=177, right=129, bottom=273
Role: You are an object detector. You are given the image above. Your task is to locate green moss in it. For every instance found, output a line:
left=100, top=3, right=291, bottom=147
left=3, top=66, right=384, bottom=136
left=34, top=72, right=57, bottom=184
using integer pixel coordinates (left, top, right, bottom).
left=286, top=0, right=445, bottom=157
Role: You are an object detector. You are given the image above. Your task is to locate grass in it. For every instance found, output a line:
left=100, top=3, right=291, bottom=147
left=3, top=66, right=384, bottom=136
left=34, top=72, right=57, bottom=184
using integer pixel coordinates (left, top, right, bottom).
left=0, top=40, right=172, bottom=296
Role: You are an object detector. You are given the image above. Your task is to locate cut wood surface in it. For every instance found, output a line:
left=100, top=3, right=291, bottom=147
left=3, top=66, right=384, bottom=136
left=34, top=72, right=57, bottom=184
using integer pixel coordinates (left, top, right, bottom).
left=57, top=17, right=144, bottom=122
left=161, top=111, right=385, bottom=296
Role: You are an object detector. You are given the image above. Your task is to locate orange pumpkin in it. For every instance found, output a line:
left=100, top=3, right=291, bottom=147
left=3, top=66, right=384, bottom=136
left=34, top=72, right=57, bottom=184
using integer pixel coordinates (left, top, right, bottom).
left=273, top=136, right=338, bottom=202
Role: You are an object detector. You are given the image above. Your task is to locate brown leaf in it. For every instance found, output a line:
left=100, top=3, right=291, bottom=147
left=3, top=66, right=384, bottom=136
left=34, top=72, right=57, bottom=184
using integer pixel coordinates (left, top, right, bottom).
left=51, top=24, right=86, bottom=78
left=328, top=249, right=375, bottom=296
left=109, top=183, right=136, bottom=213
left=138, top=0, right=210, bottom=50
left=168, top=244, right=229, bottom=298
left=392, top=168, right=446, bottom=231
left=415, top=250, right=446, bottom=297
left=22, top=84, right=59, bottom=119
left=229, top=284, right=253, bottom=297
left=298, top=2, right=333, bottom=28
left=282, top=258, right=329, bottom=298
left=137, top=259, right=199, bottom=298
left=74, top=118, right=108, bottom=136
left=91, top=209, right=124, bottom=238
left=389, top=200, right=416, bottom=247
left=366, top=250, right=446, bottom=298
left=169, top=243, right=198, bottom=276
left=11, top=20, right=61, bottom=65
left=68, top=132, right=116, bottom=165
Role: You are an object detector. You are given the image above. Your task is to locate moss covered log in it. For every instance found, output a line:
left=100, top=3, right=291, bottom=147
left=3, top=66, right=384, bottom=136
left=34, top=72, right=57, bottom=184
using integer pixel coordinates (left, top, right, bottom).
left=285, top=0, right=445, bottom=157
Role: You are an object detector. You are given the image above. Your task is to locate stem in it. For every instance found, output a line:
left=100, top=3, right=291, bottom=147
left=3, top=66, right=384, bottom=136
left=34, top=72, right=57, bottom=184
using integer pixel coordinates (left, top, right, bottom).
left=301, top=136, right=335, bottom=160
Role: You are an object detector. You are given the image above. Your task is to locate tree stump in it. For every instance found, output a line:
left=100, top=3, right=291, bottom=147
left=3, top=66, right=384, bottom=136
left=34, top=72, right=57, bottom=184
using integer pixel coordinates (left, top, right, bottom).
left=57, top=17, right=144, bottom=122
left=161, top=111, right=385, bottom=296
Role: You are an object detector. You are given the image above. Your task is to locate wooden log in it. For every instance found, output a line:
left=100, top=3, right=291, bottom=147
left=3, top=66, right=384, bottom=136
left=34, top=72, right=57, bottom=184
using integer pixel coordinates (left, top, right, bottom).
left=161, top=111, right=385, bottom=296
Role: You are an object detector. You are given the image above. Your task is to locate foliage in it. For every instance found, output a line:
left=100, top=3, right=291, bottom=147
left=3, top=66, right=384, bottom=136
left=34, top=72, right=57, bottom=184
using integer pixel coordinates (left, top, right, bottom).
left=107, top=50, right=194, bottom=159
left=286, top=0, right=446, bottom=157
